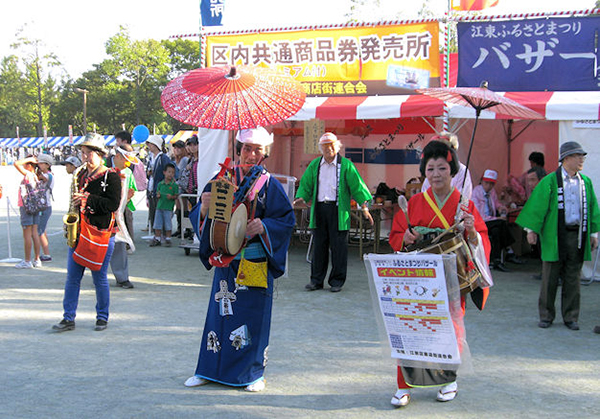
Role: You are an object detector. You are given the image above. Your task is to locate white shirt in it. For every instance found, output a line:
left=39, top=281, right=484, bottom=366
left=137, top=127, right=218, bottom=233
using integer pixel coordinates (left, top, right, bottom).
left=562, top=167, right=582, bottom=226
left=317, top=155, right=338, bottom=202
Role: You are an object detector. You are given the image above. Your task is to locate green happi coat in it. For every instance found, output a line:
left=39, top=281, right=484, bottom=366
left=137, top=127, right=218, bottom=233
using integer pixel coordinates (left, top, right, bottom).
left=296, top=154, right=372, bottom=231
left=516, top=169, right=600, bottom=262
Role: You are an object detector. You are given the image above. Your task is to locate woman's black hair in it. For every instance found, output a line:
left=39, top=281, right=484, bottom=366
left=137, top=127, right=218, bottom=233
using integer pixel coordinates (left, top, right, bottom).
left=419, top=140, right=459, bottom=177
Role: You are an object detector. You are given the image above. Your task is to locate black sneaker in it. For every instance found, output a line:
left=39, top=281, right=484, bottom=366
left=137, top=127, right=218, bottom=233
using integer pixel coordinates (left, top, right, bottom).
left=95, top=319, right=108, bottom=331
left=149, top=238, right=161, bottom=247
left=118, top=280, right=134, bottom=289
left=52, top=319, right=75, bottom=332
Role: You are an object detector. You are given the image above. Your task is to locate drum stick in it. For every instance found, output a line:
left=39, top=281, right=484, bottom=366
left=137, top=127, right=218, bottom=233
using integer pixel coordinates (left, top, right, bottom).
left=397, top=195, right=415, bottom=235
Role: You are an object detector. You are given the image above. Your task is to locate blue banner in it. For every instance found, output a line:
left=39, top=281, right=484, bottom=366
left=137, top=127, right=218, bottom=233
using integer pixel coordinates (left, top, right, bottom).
left=201, top=0, right=224, bottom=27
left=346, top=148, right=420, bottom=165
left=457, top=17, right=600, bottom=91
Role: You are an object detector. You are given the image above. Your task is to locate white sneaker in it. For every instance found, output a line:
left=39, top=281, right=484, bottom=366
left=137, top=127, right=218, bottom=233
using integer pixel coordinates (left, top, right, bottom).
left=391, top=389, right=411, bottom=407
left=32, top=259, right=42, bottom=268
left=437, top=381, right=458, bottom=402
left=184, top=376, right=209, bottom=387
left=15, top=260, right=33, bottom=269
left=245, top=379, right=266, bottom=392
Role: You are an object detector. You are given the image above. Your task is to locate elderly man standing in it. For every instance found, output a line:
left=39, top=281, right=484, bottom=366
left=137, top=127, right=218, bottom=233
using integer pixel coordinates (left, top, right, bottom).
left=294, top=132, right=373, bottom=292
left=517, top=141, right=600, bottom=331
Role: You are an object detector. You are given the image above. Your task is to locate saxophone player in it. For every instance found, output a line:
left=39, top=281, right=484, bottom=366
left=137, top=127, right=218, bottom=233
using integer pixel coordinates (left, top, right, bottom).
left=52, top=134, right=121, bottom=333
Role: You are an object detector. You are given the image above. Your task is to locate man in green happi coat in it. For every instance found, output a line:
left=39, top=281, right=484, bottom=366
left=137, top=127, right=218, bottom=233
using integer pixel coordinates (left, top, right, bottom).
left=517, top=141, right=600, bottom=331
left=294, top=132, right=373, bottom=293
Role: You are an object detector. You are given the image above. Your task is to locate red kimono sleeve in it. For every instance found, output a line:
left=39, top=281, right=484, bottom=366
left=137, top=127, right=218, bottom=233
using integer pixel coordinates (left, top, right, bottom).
left=389, top=209, right=409, bottom=252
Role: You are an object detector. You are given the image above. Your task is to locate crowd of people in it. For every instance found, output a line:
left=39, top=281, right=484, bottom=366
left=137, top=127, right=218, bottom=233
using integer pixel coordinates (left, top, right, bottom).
left=3, top=127, right=600, bottom=407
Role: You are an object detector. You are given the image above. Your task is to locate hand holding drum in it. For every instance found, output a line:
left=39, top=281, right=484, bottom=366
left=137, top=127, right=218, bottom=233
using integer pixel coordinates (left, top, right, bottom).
left=246, top=218, right=264, bottom=238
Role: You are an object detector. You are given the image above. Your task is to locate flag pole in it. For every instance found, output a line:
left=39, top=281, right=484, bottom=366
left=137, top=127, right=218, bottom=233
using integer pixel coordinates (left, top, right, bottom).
left=199, top=2, right=204, bottom=68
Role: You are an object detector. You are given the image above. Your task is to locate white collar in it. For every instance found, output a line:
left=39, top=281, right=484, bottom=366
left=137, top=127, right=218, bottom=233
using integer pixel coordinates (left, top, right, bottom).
left=320, top=154, right=337, bottom=166
left=561, top=166, right=580, bottom=181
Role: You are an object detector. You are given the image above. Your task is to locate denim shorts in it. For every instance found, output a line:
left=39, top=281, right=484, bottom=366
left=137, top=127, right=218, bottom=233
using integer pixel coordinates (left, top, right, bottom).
left=38, top=206, right=52, bottom=235
left=20, top=206, right=41, bottom=227
left=153, top=209, right=173, bottom=231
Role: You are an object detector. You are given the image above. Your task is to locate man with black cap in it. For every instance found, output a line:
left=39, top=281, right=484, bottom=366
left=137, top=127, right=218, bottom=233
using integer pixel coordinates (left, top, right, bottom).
left=517, top=141, right=600, bottom=331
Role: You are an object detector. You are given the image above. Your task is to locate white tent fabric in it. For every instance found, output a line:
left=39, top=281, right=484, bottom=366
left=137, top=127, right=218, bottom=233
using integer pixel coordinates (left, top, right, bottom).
left=0, top=135, right=174, bottom=148
left=195, top=128, right=229, bottom=192
left=287, top=92, right=600, bottom=121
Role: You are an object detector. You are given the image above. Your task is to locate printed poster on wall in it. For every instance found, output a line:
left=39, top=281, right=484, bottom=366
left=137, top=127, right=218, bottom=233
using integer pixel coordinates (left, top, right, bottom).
left=204, top=22, right=440, bottom=96
left=364, top=253, right=460, bottom=364
left=457, top=16, right=600, bottom=91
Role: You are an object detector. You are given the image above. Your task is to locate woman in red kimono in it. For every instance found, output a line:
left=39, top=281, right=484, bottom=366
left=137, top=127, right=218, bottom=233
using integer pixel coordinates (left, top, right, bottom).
left=388, top=140, right=491, bottom=407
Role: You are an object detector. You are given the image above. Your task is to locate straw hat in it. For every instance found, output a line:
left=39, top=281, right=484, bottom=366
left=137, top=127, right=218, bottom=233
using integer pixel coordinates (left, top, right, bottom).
left=78, top=133, right=108, bottom=156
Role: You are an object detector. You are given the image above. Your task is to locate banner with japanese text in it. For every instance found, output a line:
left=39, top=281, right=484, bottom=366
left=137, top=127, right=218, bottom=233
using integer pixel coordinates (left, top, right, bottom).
left=201, top=0, right=224, bottom=27
left=457, top=17, right=600, bottom=91
left=205, top=22, right=440, bottom=96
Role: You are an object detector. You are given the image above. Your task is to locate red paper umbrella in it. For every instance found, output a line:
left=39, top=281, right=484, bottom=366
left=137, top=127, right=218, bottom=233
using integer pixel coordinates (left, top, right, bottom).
left=416, top=82, right=543, bottom=120
left=416, top=82, right=543, bottom=193
left=161, top=65, right=306, bottom=130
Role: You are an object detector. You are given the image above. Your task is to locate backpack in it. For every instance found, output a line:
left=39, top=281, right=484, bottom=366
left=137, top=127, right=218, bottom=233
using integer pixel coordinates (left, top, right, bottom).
left=22, top=181, right=49, bottom=214
left=131, top=162, right=147, bottom=192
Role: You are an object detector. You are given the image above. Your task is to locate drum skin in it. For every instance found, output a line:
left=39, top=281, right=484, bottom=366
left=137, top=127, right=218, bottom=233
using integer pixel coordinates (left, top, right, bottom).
left=210, top=203, right=248, bottom=255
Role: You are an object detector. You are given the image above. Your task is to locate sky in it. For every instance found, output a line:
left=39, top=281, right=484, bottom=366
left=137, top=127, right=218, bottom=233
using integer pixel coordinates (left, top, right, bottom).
left=1, top=0, right=597, bottom=79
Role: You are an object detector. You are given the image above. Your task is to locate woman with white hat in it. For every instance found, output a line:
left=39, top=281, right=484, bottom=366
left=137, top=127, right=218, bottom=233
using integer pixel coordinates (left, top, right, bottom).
left=36, top=153, right=55, bottom=262
left=13, top=155, right=44, bottom=269
left=145, top=135, right=172, bottom=241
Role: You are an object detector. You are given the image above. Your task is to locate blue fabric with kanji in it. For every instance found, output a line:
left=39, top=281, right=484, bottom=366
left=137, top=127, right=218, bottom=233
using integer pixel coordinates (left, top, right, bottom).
left=192, top=167, right=295, bottom=386
left=457, top=17, right=600, bottom=91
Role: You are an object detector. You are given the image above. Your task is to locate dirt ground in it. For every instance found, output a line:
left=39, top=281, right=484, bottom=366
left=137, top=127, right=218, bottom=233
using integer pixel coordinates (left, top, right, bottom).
left=1, top=166, right=599, bottom=418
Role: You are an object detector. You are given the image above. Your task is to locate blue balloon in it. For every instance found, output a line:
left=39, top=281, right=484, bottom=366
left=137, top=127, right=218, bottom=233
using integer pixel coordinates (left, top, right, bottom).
left=132, top=125, right=150, bottom=143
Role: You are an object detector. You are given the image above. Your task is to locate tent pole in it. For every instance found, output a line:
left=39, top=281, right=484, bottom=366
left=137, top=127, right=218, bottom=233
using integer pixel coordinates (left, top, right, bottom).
left=507, top=119, right=513, bottom=175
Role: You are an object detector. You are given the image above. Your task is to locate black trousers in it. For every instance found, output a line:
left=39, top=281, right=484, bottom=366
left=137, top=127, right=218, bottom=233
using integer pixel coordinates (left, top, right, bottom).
left=310, top=202, right=348, bottom=288
left=539, top=230, right=583, bottom=323
left=485, top=219, right=514, bottom=261
left=147, top=191, right=157, bottom=231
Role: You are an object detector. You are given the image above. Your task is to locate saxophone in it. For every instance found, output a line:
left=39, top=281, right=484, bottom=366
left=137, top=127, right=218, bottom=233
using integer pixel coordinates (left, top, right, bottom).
left=63, top=166, right=84, bottom=247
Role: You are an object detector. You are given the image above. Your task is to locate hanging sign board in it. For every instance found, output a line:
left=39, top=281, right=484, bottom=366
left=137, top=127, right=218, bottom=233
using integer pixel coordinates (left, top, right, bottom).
left=205, top=22, right=440, bottom=96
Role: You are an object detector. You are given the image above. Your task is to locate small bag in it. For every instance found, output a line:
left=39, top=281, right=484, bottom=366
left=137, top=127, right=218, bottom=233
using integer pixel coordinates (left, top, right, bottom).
left=22, top=182, right=49, bottom=214
left=236, top=249, right=268, bottom=288
left=73, top=213, right=115, bottom=271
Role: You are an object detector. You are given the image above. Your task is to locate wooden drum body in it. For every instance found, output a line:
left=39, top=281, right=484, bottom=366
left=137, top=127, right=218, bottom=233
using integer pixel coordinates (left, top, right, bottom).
left=418, top=233, right=481, bottom=295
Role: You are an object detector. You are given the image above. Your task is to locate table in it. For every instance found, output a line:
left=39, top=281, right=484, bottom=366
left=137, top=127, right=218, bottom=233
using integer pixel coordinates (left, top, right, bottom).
left=292, top=205, right=382, bottom=259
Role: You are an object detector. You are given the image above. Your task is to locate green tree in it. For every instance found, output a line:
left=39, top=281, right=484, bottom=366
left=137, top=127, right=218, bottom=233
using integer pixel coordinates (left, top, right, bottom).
left=0, top=55, right=28, bottom=137
left=10, top=27, right=61, bottom=136
left=104, top=26, right=171, bottom=126
left=162, top=38, right=200, bottom=78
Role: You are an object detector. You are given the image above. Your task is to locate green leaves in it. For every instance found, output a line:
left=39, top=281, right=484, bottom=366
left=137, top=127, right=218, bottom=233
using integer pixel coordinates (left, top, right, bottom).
left=0, top=25, right=200, bottom=137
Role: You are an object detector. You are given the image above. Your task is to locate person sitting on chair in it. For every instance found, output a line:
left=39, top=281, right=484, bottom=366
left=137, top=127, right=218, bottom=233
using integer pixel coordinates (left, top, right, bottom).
left=472, top=169, right=520, bottom=272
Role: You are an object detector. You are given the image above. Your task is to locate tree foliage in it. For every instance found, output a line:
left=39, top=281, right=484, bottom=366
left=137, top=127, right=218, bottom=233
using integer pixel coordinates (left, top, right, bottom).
left=0, top=25, right=201, bottom=138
